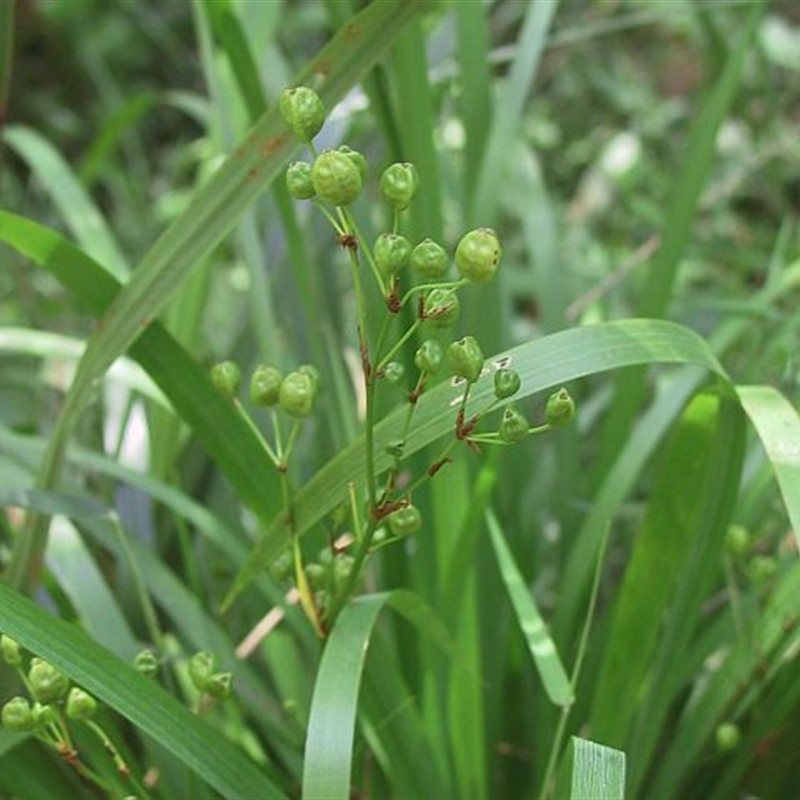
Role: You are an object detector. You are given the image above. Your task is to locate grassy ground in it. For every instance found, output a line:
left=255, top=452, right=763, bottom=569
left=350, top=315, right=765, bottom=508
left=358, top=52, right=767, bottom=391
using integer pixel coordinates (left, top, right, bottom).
left=2, top=1, right=800, bottom=798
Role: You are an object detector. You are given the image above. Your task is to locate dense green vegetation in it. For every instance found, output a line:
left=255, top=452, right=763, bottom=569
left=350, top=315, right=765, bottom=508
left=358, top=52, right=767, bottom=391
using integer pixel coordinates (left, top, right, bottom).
left=2, top=1, right=800, bottom=798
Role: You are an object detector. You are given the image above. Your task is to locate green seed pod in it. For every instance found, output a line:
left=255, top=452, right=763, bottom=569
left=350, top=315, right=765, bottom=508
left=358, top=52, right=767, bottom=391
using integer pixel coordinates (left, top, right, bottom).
left=747, top=555, right=777, bottom=585
left=494, top=368, right=521, bottom=400
left=134, top=650, right=160, bottom=679
left=311, top=149, right=362, bottom=206
left=298, top=363, right=321, bottom=397
left=545, top=388, right=576, bottom=427
left=386, top=438, right=405, bottom=458
left=383, top=361, right=405, bottom=385
left=447, top=336, right=484, bottom=384
left=414, top=339, right=444, bottom=375
left=205, top=672, right=233, bottom=700
left=269, top=549, right=294, bottom=583
left=374, top=233, right=412, bottom=276
left=455, top=228, right=502, bottom=284
left=1, top=634, right=21, bottom=666
left=66, top=687, right=98, bottom=721
left=725, top=524, right=750, bottom=557
left=250, top=365, right=283, bottom=407
left=279, top=371, right=316, bottom=417
left=715, top=722, right=741, bottom=752
left=188, top=651, right=216, bottom=693
left=337, top=145, right=367, bottom=182
left=279, top=86, right=325, bottom=143
left=28, top=658, right=69, bottom=704
left=1, top=697, right=35, bottom=732
left=499, top=406, right=530, bottom=443
left=333, top=555, right=355, bottom=589
left=210, top=360, right=242, bottom=399
left=423, top=288, right=460, bottom=329
left=411, top=238, right=449, bottom=280
left=304, top=562, right=326, bottom=591
left=286, top=161, right=316, bottom=200
left=380, top=162, right=419, bottom=211
left=388, top=504, right=422, bottom=537
left=31, top=703, right=56, bottom=728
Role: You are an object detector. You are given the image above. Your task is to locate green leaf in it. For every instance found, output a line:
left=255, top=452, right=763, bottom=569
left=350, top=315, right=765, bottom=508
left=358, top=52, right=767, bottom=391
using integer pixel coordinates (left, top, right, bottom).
left=226, top=318, right=727, bottom=606
left=486, top=509, right=573, bottom=706
left=303, top=590, right=452, bottom=800
left=559, top=736, right=626, bottom=800
left=0, top=580, right=286, bottom=799
left=737, top=385, right=800, bottom=552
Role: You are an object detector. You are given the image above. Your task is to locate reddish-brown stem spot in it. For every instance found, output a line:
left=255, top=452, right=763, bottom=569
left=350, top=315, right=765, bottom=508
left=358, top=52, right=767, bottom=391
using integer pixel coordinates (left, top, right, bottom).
left=338, top=233, right=358, bottom=250
left=427, top=458, right=453, bottom=478
left=260, top=133, right=289, bottom=156
left=359, top=330, right=371, bottom=382
left=371, top=498, right=408, bottom=521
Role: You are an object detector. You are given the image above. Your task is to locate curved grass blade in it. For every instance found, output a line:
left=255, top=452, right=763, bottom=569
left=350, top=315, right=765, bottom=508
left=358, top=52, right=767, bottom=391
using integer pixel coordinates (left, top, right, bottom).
left=737, top=385, right=800, bottom=551
left=0, top=580, right=286, bottom=799
left=486, top=509, right=573, bottom=706
left=225, top=318, right=727, bottom=607
left=303, top=590, right=452, bottom=800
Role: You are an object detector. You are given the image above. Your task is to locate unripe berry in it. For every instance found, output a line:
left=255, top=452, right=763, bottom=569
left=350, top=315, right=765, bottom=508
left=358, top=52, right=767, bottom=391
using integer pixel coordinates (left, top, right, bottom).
left=311, top=149, right=362, bottom=206
left=383, top=361, right=405, bottom=385
left=337, top=145, right=367, bottom=181
left=380, top=162, right=418, bottom=211
left=210, top=361, right=242, bottom=399
left=374, top=233, right=412, bottom=276
left=414, top=340, right=443, bottom=374
left=29, top=658, right=69, bottom=704
left=279, top=86, right=325, bottom=143
left=1, top=635, right=21, bottom=666
left=411, top=238, right=449, bottom=280
left=725, top=524, right=750, bottom=557
left=286, top=161, right=316, bottom=200
left=279, top=371, right=316, bottom=417
left=715, top=722, right=741, bottom=751
left=494, top=368, right=521, bottom=400
left=66, top=687, right=98, bottom=720
left=251, top=365, right=283, bottom=407
left=388, top=504, right=422, bottom=537
left=455, top=228, right=501, bottom=283
left=447, top=336, right=484, bottom=384
left=499, top=406, right=529, bottom=443
left=545, top=388, right=575, bottom=427
left=1, top=697, right=34, bottom=732
left=423, top=288, right=460, bottom=329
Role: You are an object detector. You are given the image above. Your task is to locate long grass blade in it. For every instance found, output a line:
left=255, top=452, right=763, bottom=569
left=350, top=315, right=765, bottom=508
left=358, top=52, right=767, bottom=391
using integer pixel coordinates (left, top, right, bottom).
left=226, top=318, right=728, bottom=606
left=486, top=509, right=573, bottom=706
